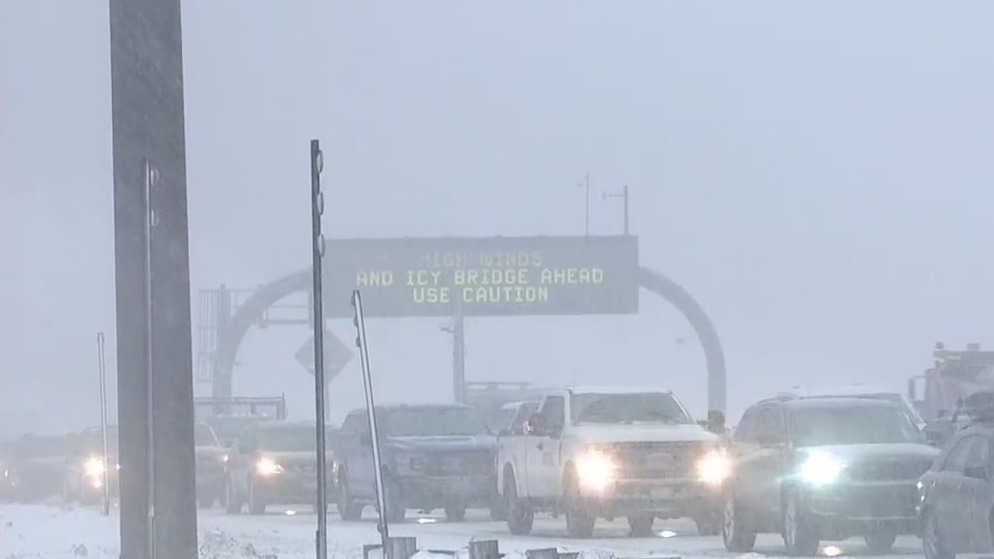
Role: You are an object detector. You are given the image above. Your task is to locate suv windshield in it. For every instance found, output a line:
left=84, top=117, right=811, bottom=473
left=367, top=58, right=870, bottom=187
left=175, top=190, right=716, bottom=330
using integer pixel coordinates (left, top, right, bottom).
left=257, top=427, right=316, bottom=452
left=791, top=405, right=925, bottom=446
left=194, top=424, right=220, bottom=447
left=571, top=392, right=694, bottom=425
left=383, top=407, right=489, bottom=437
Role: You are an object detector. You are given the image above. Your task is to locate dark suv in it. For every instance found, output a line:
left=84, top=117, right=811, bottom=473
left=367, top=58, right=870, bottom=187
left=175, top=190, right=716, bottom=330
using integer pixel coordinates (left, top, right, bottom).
left=722, top=396, right=939, bottom=556
left=332, top=404, right=498, bottom=522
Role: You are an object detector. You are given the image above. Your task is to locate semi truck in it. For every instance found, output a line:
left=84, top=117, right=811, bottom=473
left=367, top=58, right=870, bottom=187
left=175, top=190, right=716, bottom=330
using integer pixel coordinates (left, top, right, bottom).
left=907, top=342, right=994, bottom=444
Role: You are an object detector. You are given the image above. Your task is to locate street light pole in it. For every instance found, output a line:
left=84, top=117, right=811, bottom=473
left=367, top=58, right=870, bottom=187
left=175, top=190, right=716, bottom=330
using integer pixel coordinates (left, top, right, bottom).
left=602, top=184, right=630, bottom=235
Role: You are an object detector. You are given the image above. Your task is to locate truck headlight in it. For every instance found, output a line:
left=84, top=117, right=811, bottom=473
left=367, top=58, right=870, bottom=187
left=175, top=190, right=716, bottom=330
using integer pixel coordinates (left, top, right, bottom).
left=84, top=456, right=106, bottom=478
left=798, top=452, right=845, bottom=486
left=575, top=449, right=617, bottom=492
left=255, top=457, right=284, bottom=476
left=695, top=450, right=731, bottom=486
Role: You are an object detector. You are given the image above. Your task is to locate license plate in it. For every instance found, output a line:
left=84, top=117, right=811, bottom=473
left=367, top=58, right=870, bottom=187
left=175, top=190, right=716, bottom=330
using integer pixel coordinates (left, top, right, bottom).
left=650, top=487, right=675, bottom=500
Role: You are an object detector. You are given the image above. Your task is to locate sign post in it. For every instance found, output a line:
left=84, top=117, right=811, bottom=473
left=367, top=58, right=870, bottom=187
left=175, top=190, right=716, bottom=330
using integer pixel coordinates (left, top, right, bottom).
left=308, top=140, right=329, bottom=559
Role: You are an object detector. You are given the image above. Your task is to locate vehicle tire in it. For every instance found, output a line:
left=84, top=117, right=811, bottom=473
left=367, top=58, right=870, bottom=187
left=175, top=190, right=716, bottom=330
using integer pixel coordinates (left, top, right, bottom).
left=247, top=479, right=266, bottom=515
left=224, top=478, right=241, bottom=514
left=921, top=507, right=954, bottom=559
left=564, top=473, right=596, bottom=539
left=782, top=490, right=819, bottom=557
left=444, top=502, right=467, bottom=522
left=489, top=500, right=506, bottom=522
left=383, top=478, right=406, bottom=523
left=722, top=494, right=757, bottom=552
left=503, top=471, right=534, bottom=535
left=335, top=471, right=363, bottom=521
left=627, top=514, right=654, bottom=537
left=864, top=525, right=897, bottom=553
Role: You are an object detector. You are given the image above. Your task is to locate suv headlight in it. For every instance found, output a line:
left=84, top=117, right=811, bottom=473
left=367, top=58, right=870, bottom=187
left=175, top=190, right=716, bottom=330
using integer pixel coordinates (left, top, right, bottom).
left=255, top=457, right=284, bottom=476
left=575, top=448, right=617, bottom=492
left=84, top=456, right=106, bottom=478
left=695, top=449, right=731, bottom=486
left=798, top=452, right=846, bottom=486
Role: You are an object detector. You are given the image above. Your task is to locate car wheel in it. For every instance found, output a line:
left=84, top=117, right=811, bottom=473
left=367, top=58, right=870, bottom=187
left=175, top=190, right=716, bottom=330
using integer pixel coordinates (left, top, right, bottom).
left=504, top=472, right=534, bottom=536
left=247, top=479, right=266, bottom=515
left=564, top=473, right=595, bottom=539
left=922, top=507, right=954, bottom=559
left=335, top=472, right=363, bottom=521
left=383, top=478, right=406, bottom=523
left=627, top=514, right=654, bottom=537
left=695, top=511, right=722, bottom=536
left=224, top=478, right=241, bottom=514
left=722, top=494, right=757, bottom=552
left=782, top=490, right=819, bottom=557
left=444, top=502, right=467, bottom=522
left=864, top=525, right=897, bottom=554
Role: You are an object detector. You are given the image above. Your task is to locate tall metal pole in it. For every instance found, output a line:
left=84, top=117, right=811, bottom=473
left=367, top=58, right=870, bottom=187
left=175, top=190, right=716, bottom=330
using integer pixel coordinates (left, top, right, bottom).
left=142, top=159, right=157, bottom=559
left=452, top=305, right=466, bottom=404
left=578, top=172, right=591, bottom=237
left=309, top=140, right=329, bottom=559
left=622, top=184, right=629, bottom=236
left=351, top=291, right=390, bottom=555
left=97, top=331, right=110, bottom=516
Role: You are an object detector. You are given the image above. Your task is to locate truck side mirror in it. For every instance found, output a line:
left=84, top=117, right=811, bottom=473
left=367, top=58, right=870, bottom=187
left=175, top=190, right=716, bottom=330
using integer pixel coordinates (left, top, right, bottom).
left=707, top=410, right=726, bottom=434
left=525, top=413, right=547, bottom=437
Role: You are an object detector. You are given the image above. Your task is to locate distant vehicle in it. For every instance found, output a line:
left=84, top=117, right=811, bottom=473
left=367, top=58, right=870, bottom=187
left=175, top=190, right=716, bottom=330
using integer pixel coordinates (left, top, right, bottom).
left=908, top=342, right=994, bottom=445
left=195, top=395, right=287, bottom=447
left=194, top=422, right=230, bottom=509
left=332, top=404, right=499, bottom=522
left=224, top=421, right=332, bottom=515
left=465, top=382, right=546, bottom=433
left=722, top=395, right=939, bottom=556
left=497, top=386, right=727, bottom=538
left=63, top=426, right=119, bottom=505
left=918, top=390, right=994, bottom=557
left=3, top=433, right=71, bottom=502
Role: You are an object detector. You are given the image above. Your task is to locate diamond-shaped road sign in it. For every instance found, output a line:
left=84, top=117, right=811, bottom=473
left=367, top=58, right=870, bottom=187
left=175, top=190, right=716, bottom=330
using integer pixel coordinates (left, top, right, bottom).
left=295, top=329, right=353, bottom=380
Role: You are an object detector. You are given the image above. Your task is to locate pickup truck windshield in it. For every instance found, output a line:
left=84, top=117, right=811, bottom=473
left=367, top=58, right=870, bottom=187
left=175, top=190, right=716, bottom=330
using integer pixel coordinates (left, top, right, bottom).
left=571, top=392, right=694, bottom=425
left=791, top=406, right=925, bottom=446
left=384, top=407, right=489, bottom=437
left=258, top=427, right=316, bottom=452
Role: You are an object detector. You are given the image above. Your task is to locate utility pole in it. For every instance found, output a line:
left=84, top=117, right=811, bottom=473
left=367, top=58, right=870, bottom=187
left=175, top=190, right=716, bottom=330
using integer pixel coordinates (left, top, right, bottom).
left=602, top=184, right=630, bottom=235
left=577, top=172, right=591, bottom=236
left=308, top=140, right=329, bottom=559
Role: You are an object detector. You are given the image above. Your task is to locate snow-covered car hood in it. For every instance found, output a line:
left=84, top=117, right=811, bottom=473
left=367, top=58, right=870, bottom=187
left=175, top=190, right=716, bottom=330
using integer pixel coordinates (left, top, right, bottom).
left=566, top=424, right=720, bottom=444
left=388, top=435, right=496, bottom=453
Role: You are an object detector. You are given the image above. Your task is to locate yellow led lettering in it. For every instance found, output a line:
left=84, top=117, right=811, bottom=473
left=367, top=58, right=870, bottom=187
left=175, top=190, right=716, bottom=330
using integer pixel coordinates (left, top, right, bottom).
left=406, top=269, right=442, bottom=286
left=412, top=287, right=450, bottom=304
left=539, top=268, right=605, bottom=284
left=462, top=286, right=549, bottom=303
left=356, top=270, right=394, bottom=287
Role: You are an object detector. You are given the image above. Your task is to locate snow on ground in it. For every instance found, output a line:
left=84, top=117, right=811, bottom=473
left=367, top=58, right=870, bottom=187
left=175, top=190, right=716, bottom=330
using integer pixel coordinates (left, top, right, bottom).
left=0, top=504, right=925, bottom=559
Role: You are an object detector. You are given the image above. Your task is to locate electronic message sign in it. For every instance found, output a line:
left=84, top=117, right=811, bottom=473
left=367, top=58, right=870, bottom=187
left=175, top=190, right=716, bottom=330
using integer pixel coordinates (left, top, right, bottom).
left=322, top=236, right=639, bottom=318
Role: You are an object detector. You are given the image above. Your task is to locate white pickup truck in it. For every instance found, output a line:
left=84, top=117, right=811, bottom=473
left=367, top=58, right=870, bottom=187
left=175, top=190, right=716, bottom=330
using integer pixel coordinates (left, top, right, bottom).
left=496, top=386, right=730, bottom=538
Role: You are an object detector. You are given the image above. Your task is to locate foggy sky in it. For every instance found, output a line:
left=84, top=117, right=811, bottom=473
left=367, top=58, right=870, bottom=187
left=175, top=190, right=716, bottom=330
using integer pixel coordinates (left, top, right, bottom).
left=2, top=1, right=993, bottom=435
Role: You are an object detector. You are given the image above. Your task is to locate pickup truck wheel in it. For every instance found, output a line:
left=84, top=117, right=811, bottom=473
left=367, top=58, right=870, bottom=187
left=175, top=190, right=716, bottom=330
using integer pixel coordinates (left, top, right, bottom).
left=695, top=511, right=722, bottom=536
left=336, top=472, right=363, bottom=521
left=247, top=479, right=267, bottom=515
left=722, top=494, right=756, bottom=552
left=864, top=525, right=897, bottom=553
left=444, top=502, right=467, bottom=522
left=504, top=474, right=534, bottom=535
left=383, top=479, right=406, bottom=523
left=224, top=478, right=241, bottom=514
left=627, top=515, right=654, bottom=537
left=564, top=476, right=596, bottom=539
left=922, top=507, right=953, bottom=559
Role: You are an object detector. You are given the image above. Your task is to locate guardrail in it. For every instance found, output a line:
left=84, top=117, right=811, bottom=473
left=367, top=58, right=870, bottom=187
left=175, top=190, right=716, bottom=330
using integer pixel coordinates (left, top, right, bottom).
left=361, top=537, right=682, bottom=559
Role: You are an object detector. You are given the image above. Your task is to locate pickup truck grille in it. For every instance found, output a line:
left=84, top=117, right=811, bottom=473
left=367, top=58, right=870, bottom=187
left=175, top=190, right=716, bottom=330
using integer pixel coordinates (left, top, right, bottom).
left=846, top=459, right=932, bottom=482
left=611, top=442, right=705, bottom=479
left=427, top=451, right=493, bottom=476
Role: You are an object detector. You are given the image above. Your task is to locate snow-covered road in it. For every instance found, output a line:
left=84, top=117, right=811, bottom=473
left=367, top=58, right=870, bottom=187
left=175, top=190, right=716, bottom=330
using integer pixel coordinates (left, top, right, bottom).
left=0, top=505, right=925, bottom=559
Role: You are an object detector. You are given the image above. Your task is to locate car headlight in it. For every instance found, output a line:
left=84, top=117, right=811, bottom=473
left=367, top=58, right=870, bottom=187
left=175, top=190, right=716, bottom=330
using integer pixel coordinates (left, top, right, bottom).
left=696, top=449, right=732, bottom=486
left=255, top=457, right=284, bottom=476
left=575, top=448, right=617, bottom=492
left=84, top=456, right=106, bottom=478
left=798, top=452, right=846, bottom=486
